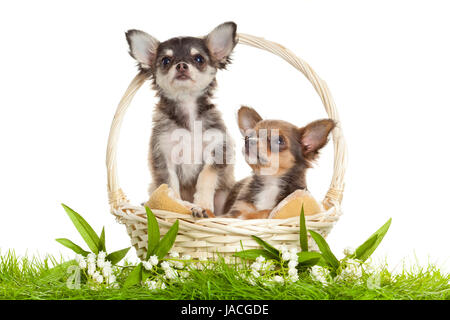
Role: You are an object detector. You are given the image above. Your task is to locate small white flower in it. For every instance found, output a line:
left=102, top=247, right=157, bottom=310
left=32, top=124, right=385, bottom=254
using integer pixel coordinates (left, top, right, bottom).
left=146, top=280, right=158, bottom=290
left=281, top=250, right=291, bottom=261
left=346, top=259, right=363, bottom=274
left=165, top=268, right=178, bottom=280
left=256, top=256, right=265, bottom=264
left=103, top=260, right=112, bottom=269
left=146, top=280, right=167, bottom=290
left=180, top=271, right=190, bottom=279
left=106, top=275, right=116, bottom=285
left=97, top=251, right=106, bottom=260
left=288, top=268, right=298, bottom=277
left=173, top=261, right=185, bottom=269
left=143, top=261, right=153, bottom=271
left=87, top=263, right=96, bottom=276
left=288, top=260, right=298, bottom=270
left=247, top=277, right=256, bottom=285
left=343, top=246, right=355, bottom=256
left=337, top=259, right=363, bottom=282
left=346, top=258, right=362, bottom=266
left=169, top=252, right=179, bottom=259
left=75, top=254, right=84, bottom=263
left=310, top=266, right=329, bottom=286
left=251, top=262, right=262, bottom=271
left=97, top=259, right=105, bottom=269
left=103, top=267, right=112, bottom=278
left=149, top=255, right=159, bottom=266
left=182, top=254, right=191, bottom=261
left=289, top=274, right=299, bottom=283
left=196, top=263, right=205, bottom=271
left=160, top=261, right=171, bottom=271
left=186, top=264, right=197, bottom=271
left=267, top=262, right=276, bottom=271
left=272, top=275, right=284, bottom=284
left=93, top=271, right=103, bottom=284
left=87, top=253, right=96, bottom=264
left=251, top=269, right=260, bottom=278
left=78, top=259, right=87, bottom=270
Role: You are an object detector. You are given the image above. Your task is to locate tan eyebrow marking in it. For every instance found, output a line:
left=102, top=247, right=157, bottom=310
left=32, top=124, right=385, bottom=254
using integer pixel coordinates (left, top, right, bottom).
left=163, top=49, right=173, bottom=56
left=190, top=48, right=200, bottom=55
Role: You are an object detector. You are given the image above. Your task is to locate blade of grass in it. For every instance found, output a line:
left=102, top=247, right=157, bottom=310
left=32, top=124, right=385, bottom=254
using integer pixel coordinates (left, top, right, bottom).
left=233, top=249, right=276, bottom=260
left=55, top=238, right=90, bottom=256
left=251, top=236, right=280, bottom=260
left=154, top=220, right=179, bottom=260
left=123, top=263, right=143, bottom=288
left=354, top=234, right=378, bottom=261
left=105, top=247, right=130, bottom=265
left=61, top=204, right=100, bottom=254
left=309, top=230, right=339, bottom=270
left=297, top=251, right=322, bottom=267
left=145, top=207, right=160, bottom=259
left=99, top=227, right=106, bottom=252
left=354, top=218, right=392, bottom=262
left=299, top=205, right=308, bottom=252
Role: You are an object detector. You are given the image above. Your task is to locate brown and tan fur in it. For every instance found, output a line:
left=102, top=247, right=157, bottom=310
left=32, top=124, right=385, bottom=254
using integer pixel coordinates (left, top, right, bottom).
left=219, top=106, right=336, bottom=219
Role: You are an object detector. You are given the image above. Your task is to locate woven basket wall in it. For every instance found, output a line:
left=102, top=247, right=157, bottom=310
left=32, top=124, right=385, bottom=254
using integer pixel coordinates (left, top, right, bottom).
left=106, top=33, right=348, bottom=261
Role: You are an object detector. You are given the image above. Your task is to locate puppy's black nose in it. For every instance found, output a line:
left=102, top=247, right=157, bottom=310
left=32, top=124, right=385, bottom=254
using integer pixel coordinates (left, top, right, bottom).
left=176, top=62, right=189, bottom=71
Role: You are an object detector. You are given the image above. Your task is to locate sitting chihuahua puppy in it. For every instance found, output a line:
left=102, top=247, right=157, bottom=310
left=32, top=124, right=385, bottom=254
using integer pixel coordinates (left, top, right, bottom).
left=221, top=106, right=336, bottom=219
left=126, top=23, right=237, bottom=217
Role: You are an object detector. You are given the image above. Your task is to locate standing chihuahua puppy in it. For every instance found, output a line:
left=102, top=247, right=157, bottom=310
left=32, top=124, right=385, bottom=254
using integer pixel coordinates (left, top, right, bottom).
left=126, top=22, right=237, bottom=217
left=221, top=106, right=336, bottom=219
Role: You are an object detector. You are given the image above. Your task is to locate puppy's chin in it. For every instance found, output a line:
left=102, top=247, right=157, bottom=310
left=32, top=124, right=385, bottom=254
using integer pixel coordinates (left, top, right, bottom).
left=172, top=77, right=195, bottom=88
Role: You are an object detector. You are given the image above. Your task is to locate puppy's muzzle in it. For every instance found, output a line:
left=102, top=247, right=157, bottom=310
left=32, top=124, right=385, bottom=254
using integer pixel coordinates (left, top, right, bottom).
left=175, top=62, right=191, bottom=80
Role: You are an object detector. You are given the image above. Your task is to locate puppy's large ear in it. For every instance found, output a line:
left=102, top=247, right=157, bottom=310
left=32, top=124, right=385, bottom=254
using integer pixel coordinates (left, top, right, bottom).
left=205, top=22, right=237, bottom=68
left=299, top=119, right=336, bottom=160
left=125, top=29, right=159, bottom=70
left=237, top=106, right=263, bottom=135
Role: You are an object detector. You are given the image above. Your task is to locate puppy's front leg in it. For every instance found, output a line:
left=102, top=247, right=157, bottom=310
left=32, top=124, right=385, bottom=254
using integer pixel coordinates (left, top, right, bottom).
left=222, top=200, right=271, bottom=219
left=193, top=164, right=218, bottom=213
left=167, top=167, right=181, bottom=199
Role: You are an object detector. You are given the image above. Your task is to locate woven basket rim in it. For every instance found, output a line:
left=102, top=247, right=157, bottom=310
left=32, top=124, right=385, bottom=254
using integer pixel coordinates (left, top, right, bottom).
left=106, top=32, right=348, bottom=227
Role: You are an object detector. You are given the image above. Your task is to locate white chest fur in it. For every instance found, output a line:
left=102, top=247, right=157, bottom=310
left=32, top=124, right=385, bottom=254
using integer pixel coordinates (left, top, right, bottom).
left=155, top=98, right=226, bottom=185
left=178, top=97, right=198, bottom=130
left=254, top=177, right=280, bottom=211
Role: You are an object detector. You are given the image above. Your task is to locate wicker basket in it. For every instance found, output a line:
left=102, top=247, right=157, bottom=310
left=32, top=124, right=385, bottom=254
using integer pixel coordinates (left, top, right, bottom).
left=106, top=33, right=348, bottom=261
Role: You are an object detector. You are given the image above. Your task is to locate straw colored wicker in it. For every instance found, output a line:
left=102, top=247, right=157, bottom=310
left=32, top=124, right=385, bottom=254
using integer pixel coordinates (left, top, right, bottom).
left=106, top=33, right=348, bottom=260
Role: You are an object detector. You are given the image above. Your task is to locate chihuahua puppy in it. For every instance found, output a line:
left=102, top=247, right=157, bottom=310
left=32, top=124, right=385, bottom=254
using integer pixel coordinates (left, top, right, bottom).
left=126, top=22, right=237, bottom=217
left=221, top=106, right=336, bottom=219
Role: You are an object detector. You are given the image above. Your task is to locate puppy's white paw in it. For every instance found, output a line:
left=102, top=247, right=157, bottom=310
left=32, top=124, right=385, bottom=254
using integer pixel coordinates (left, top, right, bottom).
left=193, top=193, right=214, bottom=213
left=191, top=206, right=214, bottom=218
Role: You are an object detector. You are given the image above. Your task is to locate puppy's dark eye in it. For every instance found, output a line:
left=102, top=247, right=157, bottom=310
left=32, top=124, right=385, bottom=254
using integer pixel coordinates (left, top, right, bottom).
left=194, top=55, right=204, bottom=64
left=271, top=135, right=285, bottom=146
left=161, top=57, right=171, bottom=66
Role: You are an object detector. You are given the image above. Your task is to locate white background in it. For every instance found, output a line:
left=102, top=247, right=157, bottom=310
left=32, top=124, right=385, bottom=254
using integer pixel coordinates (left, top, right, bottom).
left=0, top=0, right=449, bottom=272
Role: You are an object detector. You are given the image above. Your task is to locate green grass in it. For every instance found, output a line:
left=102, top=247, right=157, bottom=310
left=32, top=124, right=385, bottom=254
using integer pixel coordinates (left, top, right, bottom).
left=0, top=251, right=448, bottom=300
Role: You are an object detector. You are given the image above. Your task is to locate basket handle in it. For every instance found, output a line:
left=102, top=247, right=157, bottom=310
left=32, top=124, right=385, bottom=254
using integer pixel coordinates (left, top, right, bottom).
left=106, top=72, right=147, bottom=209
left=106, top=33, right=347, bottom=211
left=236, top=34, right=347, bottom=208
